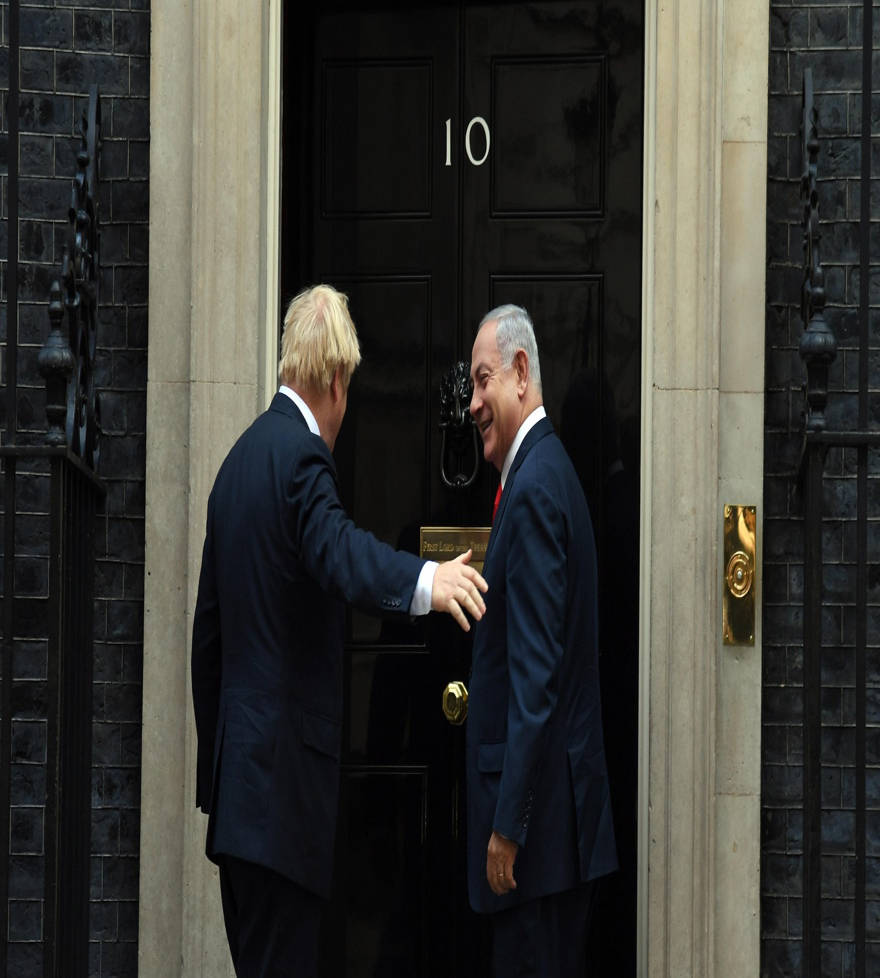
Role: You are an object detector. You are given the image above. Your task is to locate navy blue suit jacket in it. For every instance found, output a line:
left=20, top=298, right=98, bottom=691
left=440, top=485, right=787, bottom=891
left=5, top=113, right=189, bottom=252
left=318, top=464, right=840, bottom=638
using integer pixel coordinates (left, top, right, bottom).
left=466, top=417, right=617, bottom=913
left=191, top=393, right=424, bottom=899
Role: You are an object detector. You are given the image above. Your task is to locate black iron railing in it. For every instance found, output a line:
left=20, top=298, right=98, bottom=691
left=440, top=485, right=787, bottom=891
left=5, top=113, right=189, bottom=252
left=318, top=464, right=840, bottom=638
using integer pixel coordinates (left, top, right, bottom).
left=0, top=85, right=104, bottom=978
left=797, top=4, right=876, bottom=969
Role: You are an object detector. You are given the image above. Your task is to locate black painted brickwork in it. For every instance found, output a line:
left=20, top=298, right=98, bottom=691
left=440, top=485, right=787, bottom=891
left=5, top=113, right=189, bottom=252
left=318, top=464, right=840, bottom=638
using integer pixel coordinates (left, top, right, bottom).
left=764, top=3, right=880, bottom=977
left=0, top=4, right=148, bottom=976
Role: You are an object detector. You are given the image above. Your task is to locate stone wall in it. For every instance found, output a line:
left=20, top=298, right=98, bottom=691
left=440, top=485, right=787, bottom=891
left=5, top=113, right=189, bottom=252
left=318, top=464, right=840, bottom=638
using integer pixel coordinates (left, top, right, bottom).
left=0, top=4, right=149, bottom=976
left=763, top=3, right=879, bottom=975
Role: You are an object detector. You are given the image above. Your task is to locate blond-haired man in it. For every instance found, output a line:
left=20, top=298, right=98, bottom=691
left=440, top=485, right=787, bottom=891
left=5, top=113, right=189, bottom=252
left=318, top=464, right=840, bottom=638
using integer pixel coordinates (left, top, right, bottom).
left=192, top=284, right=487, bottom=977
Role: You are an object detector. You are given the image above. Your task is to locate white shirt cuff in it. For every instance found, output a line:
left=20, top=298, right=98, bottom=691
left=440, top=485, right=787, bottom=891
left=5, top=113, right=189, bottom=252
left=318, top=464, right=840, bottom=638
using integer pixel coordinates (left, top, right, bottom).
left=409, top=561, right=437, bottom=616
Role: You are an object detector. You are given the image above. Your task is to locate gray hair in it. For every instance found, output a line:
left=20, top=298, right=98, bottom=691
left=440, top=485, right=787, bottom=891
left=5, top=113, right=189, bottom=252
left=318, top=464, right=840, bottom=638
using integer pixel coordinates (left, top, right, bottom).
left=479, top=304, right=542, bottom=391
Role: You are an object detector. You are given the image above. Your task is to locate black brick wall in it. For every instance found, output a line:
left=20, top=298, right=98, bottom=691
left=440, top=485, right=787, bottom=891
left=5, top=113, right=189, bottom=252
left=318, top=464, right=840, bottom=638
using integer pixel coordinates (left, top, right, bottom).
left=764, top=3, right=879, bottom=976
left=0, top=3, right=148, bottom=976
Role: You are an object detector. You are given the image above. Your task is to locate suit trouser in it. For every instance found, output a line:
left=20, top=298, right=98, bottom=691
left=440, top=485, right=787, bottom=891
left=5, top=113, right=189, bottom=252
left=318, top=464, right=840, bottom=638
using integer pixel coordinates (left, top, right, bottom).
left=491, top=882, right=597, bottom=978
left=218, top=854, right=324, bottom=978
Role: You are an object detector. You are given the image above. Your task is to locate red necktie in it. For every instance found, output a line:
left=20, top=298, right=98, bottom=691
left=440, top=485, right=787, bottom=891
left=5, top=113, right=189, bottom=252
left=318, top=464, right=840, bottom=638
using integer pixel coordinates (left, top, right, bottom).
left=492, top=484, right=502, bottom=523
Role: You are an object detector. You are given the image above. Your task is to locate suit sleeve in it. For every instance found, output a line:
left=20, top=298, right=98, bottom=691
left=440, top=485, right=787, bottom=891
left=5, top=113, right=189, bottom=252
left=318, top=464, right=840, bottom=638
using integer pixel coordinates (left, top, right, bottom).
left=290, top=442, right=425, bottom=614
left=191, top=497, right=222, bottom=813
left=494, top=480, right=568, bottom=847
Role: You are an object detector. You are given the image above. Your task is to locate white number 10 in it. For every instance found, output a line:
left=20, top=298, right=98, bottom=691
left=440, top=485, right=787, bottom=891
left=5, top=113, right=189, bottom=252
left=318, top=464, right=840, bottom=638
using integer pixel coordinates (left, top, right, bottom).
left=445, top=117, right=491, bottom=167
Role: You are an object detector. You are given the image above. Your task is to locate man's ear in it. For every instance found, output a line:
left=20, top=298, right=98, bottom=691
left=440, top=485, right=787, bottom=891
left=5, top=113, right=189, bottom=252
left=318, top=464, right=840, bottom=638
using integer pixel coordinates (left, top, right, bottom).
left=513, top=349, right=530, bottom=394
left=330, top=366, right=343, bottom=403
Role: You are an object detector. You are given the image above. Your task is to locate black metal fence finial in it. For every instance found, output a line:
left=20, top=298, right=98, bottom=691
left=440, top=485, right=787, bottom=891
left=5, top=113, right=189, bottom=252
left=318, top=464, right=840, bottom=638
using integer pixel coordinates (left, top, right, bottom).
left=37, top=282, right=75, bottom=446
left=38, top=86, right=102, bottom=470
left=798, top=68, right=837, bottom=433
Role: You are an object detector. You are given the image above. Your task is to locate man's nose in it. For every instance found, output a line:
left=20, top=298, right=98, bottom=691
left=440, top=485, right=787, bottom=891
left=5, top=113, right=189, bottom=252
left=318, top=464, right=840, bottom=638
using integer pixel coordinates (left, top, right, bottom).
left=469, top=390, right=480, bottom=416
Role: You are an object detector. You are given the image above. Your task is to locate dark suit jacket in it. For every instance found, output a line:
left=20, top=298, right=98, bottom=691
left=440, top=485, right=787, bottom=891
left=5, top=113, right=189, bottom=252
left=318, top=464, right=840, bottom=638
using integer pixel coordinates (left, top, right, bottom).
left=465, top=417, right=617, bottom=913
left=191, top=392, right=424, bottom=899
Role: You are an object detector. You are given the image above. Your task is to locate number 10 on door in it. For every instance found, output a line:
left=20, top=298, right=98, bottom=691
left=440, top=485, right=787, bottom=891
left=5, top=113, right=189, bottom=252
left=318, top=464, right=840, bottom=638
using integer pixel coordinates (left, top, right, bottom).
left=445, top=117, right=491, bottom=167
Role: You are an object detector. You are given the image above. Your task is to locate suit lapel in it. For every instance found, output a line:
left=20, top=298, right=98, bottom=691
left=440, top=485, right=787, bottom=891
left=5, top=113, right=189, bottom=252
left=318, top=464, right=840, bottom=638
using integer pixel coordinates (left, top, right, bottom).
left=483, top=417, right=554, bottom=568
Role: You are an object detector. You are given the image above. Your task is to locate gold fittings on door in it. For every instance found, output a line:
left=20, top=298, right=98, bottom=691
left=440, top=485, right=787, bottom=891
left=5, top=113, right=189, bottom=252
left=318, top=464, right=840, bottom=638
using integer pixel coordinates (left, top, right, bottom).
left=442, top=681, right=468, bottom=725
left=723, top=504, right=757, bottom=646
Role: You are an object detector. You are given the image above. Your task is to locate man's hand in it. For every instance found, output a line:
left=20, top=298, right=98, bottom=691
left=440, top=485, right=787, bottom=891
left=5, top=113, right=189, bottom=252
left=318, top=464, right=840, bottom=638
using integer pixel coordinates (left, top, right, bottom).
left=431, top=549, right=488, bottom=632
left=487, top=831, right=518, bottom=895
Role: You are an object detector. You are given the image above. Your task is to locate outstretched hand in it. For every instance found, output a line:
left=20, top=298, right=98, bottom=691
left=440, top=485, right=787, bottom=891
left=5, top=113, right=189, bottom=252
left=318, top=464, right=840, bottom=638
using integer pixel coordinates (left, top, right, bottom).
left=431, top=549, right=488, bottom=631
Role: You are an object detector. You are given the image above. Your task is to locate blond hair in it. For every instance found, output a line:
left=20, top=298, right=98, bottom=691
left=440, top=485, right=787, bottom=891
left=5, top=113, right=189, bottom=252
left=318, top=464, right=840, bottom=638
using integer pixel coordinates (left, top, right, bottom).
left=279, top=284, right=362, bottom=392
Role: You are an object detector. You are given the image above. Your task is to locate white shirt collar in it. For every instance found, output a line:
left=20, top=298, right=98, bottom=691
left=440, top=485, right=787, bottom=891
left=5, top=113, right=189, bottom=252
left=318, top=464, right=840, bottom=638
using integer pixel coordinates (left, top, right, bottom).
left=279, top=385, right=321, bottom=438
left=500, top=405, right=546, bottom=488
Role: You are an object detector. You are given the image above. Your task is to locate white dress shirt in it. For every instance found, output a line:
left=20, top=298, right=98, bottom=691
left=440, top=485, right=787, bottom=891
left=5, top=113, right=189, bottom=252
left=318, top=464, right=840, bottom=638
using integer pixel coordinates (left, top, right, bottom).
left=280, top=384, right=321, bottom=436
left=278, top=386, right=436, bottom=614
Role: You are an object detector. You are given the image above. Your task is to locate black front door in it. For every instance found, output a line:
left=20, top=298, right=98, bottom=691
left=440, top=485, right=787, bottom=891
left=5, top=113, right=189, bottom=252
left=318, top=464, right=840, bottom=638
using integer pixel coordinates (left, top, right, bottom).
left=281, top=3, right=642, bottom=975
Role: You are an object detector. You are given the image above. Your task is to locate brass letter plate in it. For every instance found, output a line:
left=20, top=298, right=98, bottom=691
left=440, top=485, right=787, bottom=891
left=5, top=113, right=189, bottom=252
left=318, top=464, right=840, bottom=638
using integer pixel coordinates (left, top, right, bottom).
left=420, top=526, right=491, bottom=573
left=723, top=504, right=757, bottom=646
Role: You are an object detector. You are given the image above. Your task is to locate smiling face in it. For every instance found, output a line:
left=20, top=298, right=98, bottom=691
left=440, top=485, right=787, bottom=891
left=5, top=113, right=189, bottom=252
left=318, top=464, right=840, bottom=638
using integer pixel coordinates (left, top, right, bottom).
left=469, top=320, right=524, bottom=471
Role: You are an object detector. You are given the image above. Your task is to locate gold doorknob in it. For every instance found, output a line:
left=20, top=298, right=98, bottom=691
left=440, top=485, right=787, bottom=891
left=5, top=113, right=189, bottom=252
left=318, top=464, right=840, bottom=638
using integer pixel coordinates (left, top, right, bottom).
left=442, top=681, right=468, bottom=725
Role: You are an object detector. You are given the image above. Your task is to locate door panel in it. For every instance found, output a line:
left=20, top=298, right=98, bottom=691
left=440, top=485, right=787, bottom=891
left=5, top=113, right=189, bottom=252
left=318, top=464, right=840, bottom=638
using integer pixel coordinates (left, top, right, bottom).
left=322, top=62, right=433, bottom=217
left=492, top=56, right=605, bottom=216
left=282, top=3, right=642, bottom=974
left=320, top=766, right=435, bottom=978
